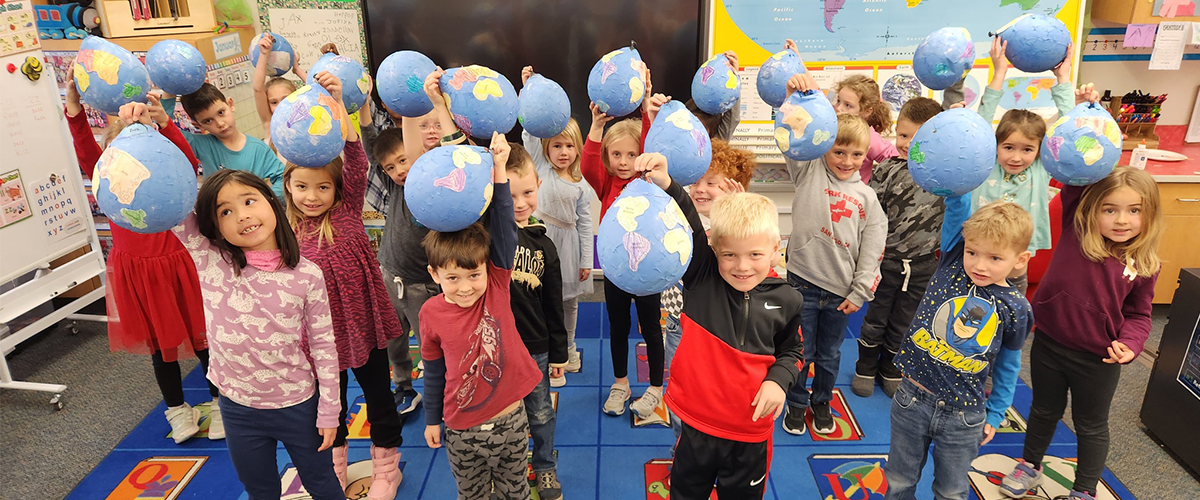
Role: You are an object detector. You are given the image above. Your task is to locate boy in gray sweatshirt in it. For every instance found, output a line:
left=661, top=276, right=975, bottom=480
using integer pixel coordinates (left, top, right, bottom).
left=780, top=74, right=887, bottom=436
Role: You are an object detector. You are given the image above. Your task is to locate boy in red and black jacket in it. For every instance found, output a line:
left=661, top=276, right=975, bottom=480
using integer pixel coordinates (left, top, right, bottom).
left=635, top=153, right=805, bottom=499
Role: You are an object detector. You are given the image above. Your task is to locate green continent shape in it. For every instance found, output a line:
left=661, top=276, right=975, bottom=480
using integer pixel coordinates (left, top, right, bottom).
left=120, top=208, right=148, bottom=229
left=122, top=83, right=143, bottom=99
left=999, top=0, right=1040, bottom=10
left=909, top=141, right=925, bottom=164
left=1076, top=136, right=1103, bottom=165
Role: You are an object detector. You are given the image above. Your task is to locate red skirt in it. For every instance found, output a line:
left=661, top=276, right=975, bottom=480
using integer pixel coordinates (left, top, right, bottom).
left=105, top=224, right=206, bottom=363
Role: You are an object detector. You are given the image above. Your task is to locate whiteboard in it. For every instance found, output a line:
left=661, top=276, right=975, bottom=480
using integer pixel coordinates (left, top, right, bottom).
left=0, top=50, right=96, bottom=284
left=268, top=7, right=367, bottom=71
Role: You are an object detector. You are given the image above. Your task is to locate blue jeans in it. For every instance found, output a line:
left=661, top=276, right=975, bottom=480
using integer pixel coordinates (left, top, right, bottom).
left=219, top=395, right=344, bottom=500
left=523, top=352, right=557, bottom=473
left=785, top=273, right=850, bottom=410
left=884, top=379, right=986, bottom=500
left=664, top=315, right=683, bottom=452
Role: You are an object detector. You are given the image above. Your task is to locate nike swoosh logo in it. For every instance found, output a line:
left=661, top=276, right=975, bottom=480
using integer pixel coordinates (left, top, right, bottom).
left=764, top=303, right=781, bottom=310
left=750, top=473, right=766, bottom=486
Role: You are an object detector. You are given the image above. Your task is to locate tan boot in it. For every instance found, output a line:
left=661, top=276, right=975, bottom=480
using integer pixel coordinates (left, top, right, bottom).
left=331, top=444, right=349, bottom=492
left=368, top=445, right=402, bottom=500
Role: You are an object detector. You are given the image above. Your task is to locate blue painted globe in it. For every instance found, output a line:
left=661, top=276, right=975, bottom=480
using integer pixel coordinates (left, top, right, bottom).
left=644, top=100, right=712, bottom=185
left=756, top=49, right=805, bottom=108
left=996, top=14, right=1070, bottom=73
left=404, top=145, right=495, bottom=232
left=94, top=124, right=197, bottom=233
left=377, top=50, right=437, bottom=117
left=1042, top=102, right=1122, bottom=186
left=519, top=74, right=571, bottom=139
left=249, top=32, right=294, bottom=77
left=269, top=85, right=348, bottom=168
left=773, top=90, right=838, bottom=161
left=597, top=179, right=693, bottom=296
left=74, top=36, right=152, bottom=115
left=913, top=27, right=974, bottom=91
left=907, top=108, right=996, bottom=196
left=691, top=54, right=739, bottom=115
left=306, top=53, right=371, bottom=114
left=587, top=47, right=646, bottom=117
left=440, top=65, right=518, bottom=139
left=146, top=40, right=207, bottom=95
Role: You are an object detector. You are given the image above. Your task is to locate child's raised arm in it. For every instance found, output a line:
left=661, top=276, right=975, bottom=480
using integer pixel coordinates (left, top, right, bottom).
left=424, top=68, right=461, bottom=145
left=252, top=33, right=276, bottom=127
left=940, top=193, right=971, bottom=255
left=486, top=132, right=517, bottom=269
left=977, top=37, right=1009, bottom=122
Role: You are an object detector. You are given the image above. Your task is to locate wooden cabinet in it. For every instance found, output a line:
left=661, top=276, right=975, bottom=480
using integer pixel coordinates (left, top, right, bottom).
left=1092, top=0, right=1200, bottom=25
left=1154, top=182, right=1200, bottom=303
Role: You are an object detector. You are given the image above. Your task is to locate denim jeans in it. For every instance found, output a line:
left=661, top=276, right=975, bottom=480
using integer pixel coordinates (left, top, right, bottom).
left=785, top=273, right=850, bottom=410
left=884, top=379, right=986, bottom=500
left=523, top=352, right=557, bottom=473
left=664, top=315, right=683, bottom=452
left=220, top=395, right=344, bottom=500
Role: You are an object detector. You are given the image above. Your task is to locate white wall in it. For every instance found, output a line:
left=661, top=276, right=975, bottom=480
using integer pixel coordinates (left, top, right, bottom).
left=1078, top=59, right=1200, bottom=126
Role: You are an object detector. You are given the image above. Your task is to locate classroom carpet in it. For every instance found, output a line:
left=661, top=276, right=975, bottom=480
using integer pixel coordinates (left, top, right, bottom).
left=64, top=302, right=1139, bottom=500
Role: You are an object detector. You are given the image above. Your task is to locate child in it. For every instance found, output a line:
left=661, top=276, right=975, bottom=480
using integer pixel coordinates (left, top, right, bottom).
left=421, top=133, right=542, bottom=499
left=831, top=73, right=898, bottom=183
left=583, top=64, right=671, bottom=418
left=282, top=72, right=404, bottom=499
left=122, top=101, right=342, bottom=498
left=170, top=83, right=287, bottom=198
left=852, top=96, right=946, bottom=399
left=780, top=74, right=887, bottom=436
left=969, top=37, right=1076, bottom=293
left=638, top=152, right=803, bottom=499
left=69, top=77, right=219, bottom=444
left=520, top=66, right=595, bottom=387
left=250, top=32, right=304, bottom=162
left=506, top=143, right=569, bottom=500
left=885, top=190, right=1034, bottom=500
left=1000, top=167, right=1161, bottom=500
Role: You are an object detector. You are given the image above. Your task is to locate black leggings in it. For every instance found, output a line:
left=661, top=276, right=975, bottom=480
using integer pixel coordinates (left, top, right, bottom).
left=604, top=280, right=664, bottom=387
left=1022, top=333, right=1121, bottom=496
left=152, top=349, right=218, bottom=407
left=335, top=348, right=404, bottom=448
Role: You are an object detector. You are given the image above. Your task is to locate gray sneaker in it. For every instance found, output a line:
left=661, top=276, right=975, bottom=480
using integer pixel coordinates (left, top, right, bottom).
left=999, top=460, right=1042, bottom=498
left=603, top=384, right=630, bottom=416
left=630, top=387, right=663, bottom=419
left=535, top=470, right=563, bottom=500
left=565, top=350, right=582, bottom=373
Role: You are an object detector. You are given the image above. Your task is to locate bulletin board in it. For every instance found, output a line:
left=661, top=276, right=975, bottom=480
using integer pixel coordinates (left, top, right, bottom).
left=257, top=0, right=369, bottom=71
left=708, top=0, right=1088, bottom=164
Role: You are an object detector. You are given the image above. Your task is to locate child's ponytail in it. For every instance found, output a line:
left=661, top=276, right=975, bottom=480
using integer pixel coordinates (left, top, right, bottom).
left=835, top=75, right=893, bottom=135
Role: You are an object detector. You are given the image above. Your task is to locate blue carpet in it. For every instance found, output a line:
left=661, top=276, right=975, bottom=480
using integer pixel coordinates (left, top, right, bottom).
left=67, top=302, right=1139, bottom=499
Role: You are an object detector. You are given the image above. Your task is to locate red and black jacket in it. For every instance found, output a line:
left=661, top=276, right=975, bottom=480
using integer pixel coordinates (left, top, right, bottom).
left=662, top=181, right=805, bottom=443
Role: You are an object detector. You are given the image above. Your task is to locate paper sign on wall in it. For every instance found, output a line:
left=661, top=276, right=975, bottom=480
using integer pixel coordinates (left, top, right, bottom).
left=1123, top=24, right=1157, bottom=48
left=1150, top=21, right=1190, bottom=70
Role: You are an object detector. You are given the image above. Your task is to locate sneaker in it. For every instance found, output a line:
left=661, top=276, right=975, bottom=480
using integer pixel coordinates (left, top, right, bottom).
left=394, top=390, right=422, bottom=416
left=565, top=350, right=582, bottom=373
left=549, top=374, right=566, bottom=388
left=332, top=444, right=349, bottom=492
left=206, top=399, right=225, bottom=440
left=367, top=445, right=402, bottom=500
left=851, top=373, right=875, bottom=398
left=781, top=406, right=807, bottom=435
left=811, top=403, right=836, bottom=434
left=631, top=386, right=663, bottom=419
left=164, top=403, right=200, bottom=444
left=603, top=384, right=631, bottom=416
left=999, top=460, right=1042, bottom=498
left=535, top=470, right=564, bottom=500
left=1066, top=491, right=1096, bottom=500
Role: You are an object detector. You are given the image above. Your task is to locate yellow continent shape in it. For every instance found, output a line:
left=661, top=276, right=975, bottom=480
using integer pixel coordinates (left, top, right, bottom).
left=97, top=148, right=151, bottom=204
left=91, top=50, right=122, bottom=85
left=664, top=109, right=694, bottom=130
left=452, top=146, right=483, bottom=168
left=601, top=49, right=622, bottom=62
left=480, top=183, right=494, bottom=215
left=307, top=106, right=333, bottom=136
left=663, top=227, right=692, bottom=266
left=473, top=78, right=504, bottom=100
left=628, top=77, right=645, bottom=104
left=613, top=196, right=650, bottom=232
left=287, top=85, right=312, bottom=102
left=73, top=64, right=90, bottom=92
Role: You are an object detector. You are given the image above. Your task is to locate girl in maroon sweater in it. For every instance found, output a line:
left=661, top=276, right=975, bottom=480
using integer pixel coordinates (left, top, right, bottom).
left=1001, top=167, right=1162, bottom=500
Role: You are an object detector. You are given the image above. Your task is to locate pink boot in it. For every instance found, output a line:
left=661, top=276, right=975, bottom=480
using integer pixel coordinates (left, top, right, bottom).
left=331, top=444, right=348, bottom=492
left=368, top=445, right=402, bottom=500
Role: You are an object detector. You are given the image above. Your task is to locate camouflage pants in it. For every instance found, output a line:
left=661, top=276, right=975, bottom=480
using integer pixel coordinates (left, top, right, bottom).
left=445, top=404, right=531, bottom=500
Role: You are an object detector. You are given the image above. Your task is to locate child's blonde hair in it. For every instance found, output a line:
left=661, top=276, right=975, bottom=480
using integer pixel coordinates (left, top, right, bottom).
left=834, top=113, right=872, bottom=151
left=709, top=192, right=780, bottom=248
left=266, top=77, right=298, bottom=96
left=283, top=158, right=344, bottom=247
left=961, top=202, right=1033, bottom=254
left=541, top=118, right=583, bottom=182
left=600, top=119, right=642, bottom=175
left=708, top=139, right=756, bottom=188
left=101, top=119, right=130, bottom=148
left=995, top=109, right=1047, bottom=157
left=835, top=75, right=892, bottom=135
left=1075, top=167, right=1162, bottom=277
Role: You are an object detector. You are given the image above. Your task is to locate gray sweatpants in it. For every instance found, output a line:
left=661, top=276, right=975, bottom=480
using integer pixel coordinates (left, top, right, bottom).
left=382, top=266, right=440, bottom=392
left=445, top=404, right=531, bottom=500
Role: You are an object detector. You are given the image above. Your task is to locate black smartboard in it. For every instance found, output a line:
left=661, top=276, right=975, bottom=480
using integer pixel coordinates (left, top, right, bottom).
left=362, top=0, right=704, bottom=126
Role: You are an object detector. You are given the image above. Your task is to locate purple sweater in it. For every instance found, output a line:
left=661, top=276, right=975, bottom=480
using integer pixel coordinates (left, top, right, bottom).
left=1030, top=184, right=1158, bottom=357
